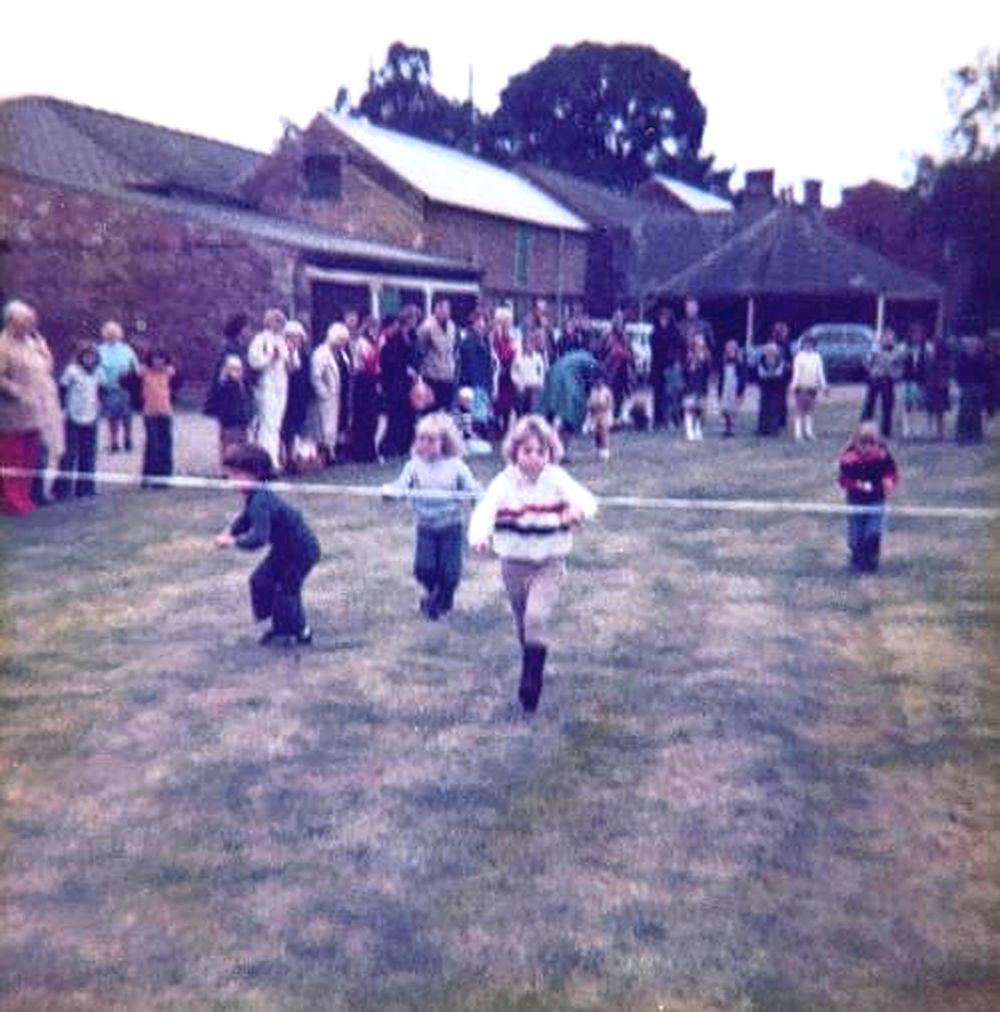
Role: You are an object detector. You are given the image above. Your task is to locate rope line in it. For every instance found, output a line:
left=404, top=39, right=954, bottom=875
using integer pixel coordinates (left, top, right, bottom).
left=2, top=466, right=996, bottom=520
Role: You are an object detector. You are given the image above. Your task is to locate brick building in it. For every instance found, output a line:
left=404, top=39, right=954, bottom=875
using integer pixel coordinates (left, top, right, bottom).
left=249, top=113, right=589, bottom=332
left=0, top=97, right=588, bottom=379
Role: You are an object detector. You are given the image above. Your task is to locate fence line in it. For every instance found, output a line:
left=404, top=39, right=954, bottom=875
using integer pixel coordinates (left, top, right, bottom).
left=2, top=467, right=996, bottom=521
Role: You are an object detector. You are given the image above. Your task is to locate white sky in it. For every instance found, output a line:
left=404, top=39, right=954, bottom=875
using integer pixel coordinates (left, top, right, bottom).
left=4, top=1, right=996, bottom=204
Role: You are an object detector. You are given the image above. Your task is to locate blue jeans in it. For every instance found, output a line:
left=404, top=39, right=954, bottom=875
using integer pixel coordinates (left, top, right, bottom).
left=847, top=507, right=885, bottom=571
left=414, top=523, right=464, bottom=612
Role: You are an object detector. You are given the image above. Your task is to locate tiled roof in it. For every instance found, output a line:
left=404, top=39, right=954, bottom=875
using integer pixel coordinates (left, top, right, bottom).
left=130, top=191, right=480, bottom=274
left=0, top=96, right=262, bottom=200
left=651, top=205, right=941, bottom=298
left=515, top=163, right=652, bottom=231
left=0, top=96, right=478, bottom=277
left=324, top=114, right=589, bottom=233
left=647, top=175, right=735, bottom=213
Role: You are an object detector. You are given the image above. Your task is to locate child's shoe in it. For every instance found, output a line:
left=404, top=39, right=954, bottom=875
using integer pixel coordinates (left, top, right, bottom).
left=598, top=448, right=610, bottom=461
left=419, top=594, right=440, bottom=620
left=296, top=626, right=313, bottom=645
left=259, top=627, right=278, bottom=645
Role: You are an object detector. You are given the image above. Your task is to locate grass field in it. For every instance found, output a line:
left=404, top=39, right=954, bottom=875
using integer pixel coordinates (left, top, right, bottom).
left=1, top=395, right=998, bottom=1010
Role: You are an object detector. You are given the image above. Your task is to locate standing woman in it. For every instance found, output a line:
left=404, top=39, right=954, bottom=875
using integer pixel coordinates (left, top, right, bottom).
left=351, top=316, right=380, bottom=462
left=490, top=305, right=519, bottom=438
left=378, top=315, right=418, bottom=459
left=247, top=308, right=290, bottom=472
left=920, top=332, right=951, bottom=440
left=97, top=319, right=139, bottom=452
left=602, top=310, right=635, bottom=423
left=309, top=323, right=345, bottom=466
left=0, top=300, right=58, bottom=514
left=954, top=334, right=988, bottom=444
left=279, top=320, right=311, bottom=468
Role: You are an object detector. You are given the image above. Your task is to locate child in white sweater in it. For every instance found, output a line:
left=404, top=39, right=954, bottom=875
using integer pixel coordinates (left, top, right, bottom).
left=382, top=412, right=482, bottom=619
left=790, top=333, right=829, bottom=440
left=469, top=415, right=597, bottom=714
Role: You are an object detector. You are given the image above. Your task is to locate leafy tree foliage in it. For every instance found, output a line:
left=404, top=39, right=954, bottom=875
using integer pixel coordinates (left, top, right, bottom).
left=488, top=43, right=720, bottom=191
left=912, top=52, right=999, bottom=330
left=354, top=43, right=481, bottom=153
left=347, top=41, right=728, bottom=192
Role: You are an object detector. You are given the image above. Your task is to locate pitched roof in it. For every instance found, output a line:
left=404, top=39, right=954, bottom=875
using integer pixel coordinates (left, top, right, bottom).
left=0, top=96, right=262, bottom=201
left=132, top=192, right=479, bottom=275
left=646, top=175, right=735, bottom=214
left=634, top=210, right=746, bottom=292
left=0, top=96, right=478, bottom=278
left=651, top=205, right=941, bottom=299
left=514, top=163, right=652, bottom=231
left=324, top=114, right=588, bottom=233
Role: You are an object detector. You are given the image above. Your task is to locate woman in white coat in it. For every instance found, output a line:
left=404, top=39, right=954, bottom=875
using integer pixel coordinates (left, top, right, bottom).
left=309, top=322, right=346, bottom=465
left=247, top=308, right=290, bottom=470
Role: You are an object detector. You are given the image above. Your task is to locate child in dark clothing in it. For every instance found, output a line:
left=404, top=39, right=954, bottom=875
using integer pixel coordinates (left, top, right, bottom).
left=215, top=444, right=321, bottom=645
left=837, top=421, right=899, bottom=573
left=206, top=354, right=253, bottom=468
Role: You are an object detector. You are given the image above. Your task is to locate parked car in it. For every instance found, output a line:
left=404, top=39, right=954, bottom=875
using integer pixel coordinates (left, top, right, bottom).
left=793, top=323, right=878, bottom=382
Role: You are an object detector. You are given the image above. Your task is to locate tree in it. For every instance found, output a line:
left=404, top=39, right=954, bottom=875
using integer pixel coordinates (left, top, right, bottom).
left=945, top=49, right=999, bottom=162
left=487, top=43, right=719, bottom=191
left=911, top=52, right=999, bottom=330
left=354, top=42, right=480, bottom=153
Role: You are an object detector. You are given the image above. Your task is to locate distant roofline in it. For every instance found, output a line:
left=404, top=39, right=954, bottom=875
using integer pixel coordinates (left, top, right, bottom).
left=0, top=93, right=268, bottom=158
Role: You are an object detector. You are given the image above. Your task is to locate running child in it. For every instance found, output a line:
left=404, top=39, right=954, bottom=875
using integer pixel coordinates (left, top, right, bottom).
left=381, top=412, right=482, bottom=619
left=469, top=415, right=597, bottom=715
left=837, top=420, right=899, bottom=573
left=215, top=444, right=320, bottom=645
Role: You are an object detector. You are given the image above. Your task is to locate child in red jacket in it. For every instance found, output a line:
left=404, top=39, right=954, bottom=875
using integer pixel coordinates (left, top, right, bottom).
left=837, top=421, right=899, bottom=572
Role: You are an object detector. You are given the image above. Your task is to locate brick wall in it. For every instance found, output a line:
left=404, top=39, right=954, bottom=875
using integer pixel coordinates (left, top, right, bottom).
left=245, top=118, right=429, bottom=250
left=428, top=203, right=587, bottom=306
left=0, top=172, right=298, bottom=381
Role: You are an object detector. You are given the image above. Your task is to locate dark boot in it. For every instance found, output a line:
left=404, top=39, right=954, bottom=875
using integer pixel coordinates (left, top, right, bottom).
left=865, top=536, right=881, bottom=572
left=518, top=644, right=547, bottom=714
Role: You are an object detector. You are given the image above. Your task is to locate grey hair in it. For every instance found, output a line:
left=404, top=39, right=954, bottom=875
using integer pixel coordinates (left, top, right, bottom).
left=3, top=299, right=34, bottom=326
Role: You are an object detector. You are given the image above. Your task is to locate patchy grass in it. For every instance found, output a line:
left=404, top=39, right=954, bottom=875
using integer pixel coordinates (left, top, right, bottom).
left=1, top=394, right=998, bottom=1010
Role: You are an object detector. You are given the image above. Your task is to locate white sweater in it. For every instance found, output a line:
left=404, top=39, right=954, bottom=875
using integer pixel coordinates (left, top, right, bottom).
left=468, top=464, right=598, bottom=561
left=790, top=349, right=827, bottom=391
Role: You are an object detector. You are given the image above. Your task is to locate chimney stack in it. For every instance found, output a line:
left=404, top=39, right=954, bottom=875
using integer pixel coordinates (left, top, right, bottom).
left=804, top=179, right=823, bottom=209
left=745, top=169, right=775, bottom=200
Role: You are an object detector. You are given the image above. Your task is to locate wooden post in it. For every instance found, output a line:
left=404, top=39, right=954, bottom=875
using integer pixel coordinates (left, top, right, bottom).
left=556, top=229, right=565, bottom=324
left=745, top=295, right=756, bottom=350
left=875, top=292, right=886, bottom=336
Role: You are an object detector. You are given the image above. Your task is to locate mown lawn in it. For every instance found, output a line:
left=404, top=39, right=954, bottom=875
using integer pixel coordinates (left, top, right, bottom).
left=1, top=397, right=998, bottom=1010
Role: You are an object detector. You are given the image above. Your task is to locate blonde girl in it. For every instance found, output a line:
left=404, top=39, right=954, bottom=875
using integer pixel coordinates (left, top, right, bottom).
left=469, top=415, right=597, bottom=714
left=382, top=411, right=481, bottom=619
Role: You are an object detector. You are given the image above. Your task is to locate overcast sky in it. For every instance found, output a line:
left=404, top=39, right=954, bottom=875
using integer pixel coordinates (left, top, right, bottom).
left=4, top=1, right=996, bottom=203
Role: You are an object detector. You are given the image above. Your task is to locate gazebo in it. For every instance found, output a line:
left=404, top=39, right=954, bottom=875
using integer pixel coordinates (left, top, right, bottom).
left=646, top=204, right=943, bottom=344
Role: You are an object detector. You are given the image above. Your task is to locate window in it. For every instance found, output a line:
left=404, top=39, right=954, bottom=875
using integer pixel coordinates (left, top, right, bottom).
left=514, top=225, right=532, bottom=287
left=303, top=155, right=342, bottom=200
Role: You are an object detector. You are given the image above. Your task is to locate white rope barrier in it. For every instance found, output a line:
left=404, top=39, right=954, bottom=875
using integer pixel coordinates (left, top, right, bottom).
left=2, top=466, right=996, bottom=520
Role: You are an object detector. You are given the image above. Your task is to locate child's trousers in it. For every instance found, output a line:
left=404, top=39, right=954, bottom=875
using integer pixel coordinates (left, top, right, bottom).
left=142, top=415, right=173, bottom=484
left=414, top=523, right=464, bottom=611
left=500, top=557, right=565, bottom=647
left=250, top=551, right=317, bottom=635
left=847, top=508, right=885, bottom=571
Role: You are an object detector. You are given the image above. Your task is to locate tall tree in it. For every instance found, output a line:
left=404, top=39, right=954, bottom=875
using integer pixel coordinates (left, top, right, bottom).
left=487, top=43, right=717, bottom=191
left=354, top=42, right=480, bottom=153
left=912, top=51, right=999, bottom=330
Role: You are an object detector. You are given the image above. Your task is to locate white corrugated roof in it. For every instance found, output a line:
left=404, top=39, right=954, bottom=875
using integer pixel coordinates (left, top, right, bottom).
left=325, top=114, right=588, bottom=233
left=652, top=175, right=734, bottom=214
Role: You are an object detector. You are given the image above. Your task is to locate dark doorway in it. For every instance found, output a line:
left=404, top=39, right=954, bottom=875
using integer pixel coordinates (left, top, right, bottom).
left=311, top=282, right=369, bottom=341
